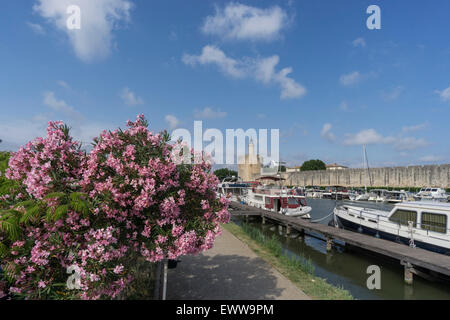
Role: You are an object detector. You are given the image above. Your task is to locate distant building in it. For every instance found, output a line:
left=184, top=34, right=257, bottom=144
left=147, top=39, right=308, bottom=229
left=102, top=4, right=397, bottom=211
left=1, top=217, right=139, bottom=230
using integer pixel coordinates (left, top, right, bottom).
left=237, top=139, right=263, bottom=182
left=286, top=166, right=301, bottom=173
left=326, top=163, right=348, bottom=171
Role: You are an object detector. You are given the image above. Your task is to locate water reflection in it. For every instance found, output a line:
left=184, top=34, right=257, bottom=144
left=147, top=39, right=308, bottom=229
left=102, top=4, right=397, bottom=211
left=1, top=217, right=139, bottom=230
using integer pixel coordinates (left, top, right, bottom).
left=234, top=199, right=450, bottom=300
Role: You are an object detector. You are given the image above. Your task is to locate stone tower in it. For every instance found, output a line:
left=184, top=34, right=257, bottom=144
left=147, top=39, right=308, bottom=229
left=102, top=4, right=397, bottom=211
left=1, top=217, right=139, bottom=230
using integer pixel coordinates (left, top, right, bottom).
left=238, top=139, right=262, bottom=182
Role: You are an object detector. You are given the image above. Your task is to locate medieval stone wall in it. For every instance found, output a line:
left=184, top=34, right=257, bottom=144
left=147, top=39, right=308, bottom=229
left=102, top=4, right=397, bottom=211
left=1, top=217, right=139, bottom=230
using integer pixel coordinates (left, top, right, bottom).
left=280, top=165, right=450, bottom=188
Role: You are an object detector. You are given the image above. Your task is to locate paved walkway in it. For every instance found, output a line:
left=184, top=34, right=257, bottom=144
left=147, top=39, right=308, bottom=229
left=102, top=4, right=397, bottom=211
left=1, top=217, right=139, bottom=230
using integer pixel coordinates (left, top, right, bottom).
left=167, top=227, right=310, bottom=300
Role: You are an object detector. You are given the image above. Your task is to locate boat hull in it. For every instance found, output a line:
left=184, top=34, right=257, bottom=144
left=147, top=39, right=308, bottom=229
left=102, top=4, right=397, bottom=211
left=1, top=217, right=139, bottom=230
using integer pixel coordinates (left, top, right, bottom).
left=335, top=215, right=450, bottom=255
left=284, top=206, right=312, bottom=218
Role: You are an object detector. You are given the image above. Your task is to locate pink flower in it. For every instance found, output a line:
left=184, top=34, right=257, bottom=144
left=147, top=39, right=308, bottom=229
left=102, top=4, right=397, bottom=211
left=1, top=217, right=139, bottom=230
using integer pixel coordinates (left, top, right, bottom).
left=113, top=265, right=124, bottom=274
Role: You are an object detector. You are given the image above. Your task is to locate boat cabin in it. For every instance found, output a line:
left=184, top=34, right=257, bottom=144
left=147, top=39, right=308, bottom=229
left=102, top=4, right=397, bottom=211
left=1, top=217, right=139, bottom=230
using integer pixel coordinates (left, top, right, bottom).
left=387, top=202, right=450, bottom=234
left=264, top=195, right=308, bottom=212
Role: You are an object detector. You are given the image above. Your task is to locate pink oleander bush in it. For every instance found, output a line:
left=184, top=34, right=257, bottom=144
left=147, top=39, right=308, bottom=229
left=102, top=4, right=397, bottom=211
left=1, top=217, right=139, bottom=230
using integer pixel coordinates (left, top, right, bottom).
left=0, top=115, right=230, bottom=300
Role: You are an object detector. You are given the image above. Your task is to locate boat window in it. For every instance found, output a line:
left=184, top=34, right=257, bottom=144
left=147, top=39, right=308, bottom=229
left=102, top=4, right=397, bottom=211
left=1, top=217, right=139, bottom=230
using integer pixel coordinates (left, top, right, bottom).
left=288, top=197, right=298, bottom=205
left=389, top=209, right=417, bottom=227
left=265, top=197, right=271, bottom=204
left=431, top=189, right=438, bottom=192
left=421, top=212, right=447, bottom=234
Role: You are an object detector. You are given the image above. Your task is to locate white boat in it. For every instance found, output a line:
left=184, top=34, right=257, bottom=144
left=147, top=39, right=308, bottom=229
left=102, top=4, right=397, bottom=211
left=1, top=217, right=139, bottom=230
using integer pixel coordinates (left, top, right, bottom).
left=368, top=189, right=388, bottom=202
left=414, top=187, right=450, bottom=203
left=332, top=201, right=450, bottom=255
left=246, top=185, right=312, bottom=218
left=349, top=189, right=370, bottom=201
left=305, top=188, right=324, bottom=198
left=355, top=193, right=370, bottom=201
left=217, top=178, right=249, bottom=203
left=245, top=176, right=311, bottom=218
left=385, top=190, right=415, bottom=203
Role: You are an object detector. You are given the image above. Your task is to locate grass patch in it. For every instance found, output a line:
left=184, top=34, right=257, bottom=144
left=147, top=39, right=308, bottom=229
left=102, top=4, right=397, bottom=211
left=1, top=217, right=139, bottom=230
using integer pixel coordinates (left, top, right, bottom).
left=222, top=222, right=353, bottom=300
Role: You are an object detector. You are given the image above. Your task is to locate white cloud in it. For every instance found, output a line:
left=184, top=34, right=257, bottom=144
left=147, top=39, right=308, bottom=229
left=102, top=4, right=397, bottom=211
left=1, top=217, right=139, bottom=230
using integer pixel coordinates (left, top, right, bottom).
left=402, top=122, right=427, bottom=133
left=352, top=37, right=366, bottom=48
left=27, top=22, right=46, bottom=35
left=339, top=71, right=362, bottom=86
left=120, top=87, right=143, bottom=106
left=382, top=86, right=404, bottom=101
left=165, top=115, right=180, bottom=130
left=344, top=129, right=394, bottom=146
left=343, top=128, right=429, bottom=151
left=419, top=155, right=444, bottom=162
left=57, top=80, right=71, bottom=89
left=394, top=137, right=429, bottom=151
left=43, top=91, right=83, bottom=120
left=194, top=107, right=227, bottom=119
left=33, top=0, right=133, bottom=62
left=321, top=123, right=335, bottom=142
left=0, top=116, right=114, bottom=151
left=182, top=45, right=244, bottom=78
left=183, top=45, right=306, bottom=99
left=0, top=119, right=47, bottom=149
left=202, top=3, right=288, bottom=41
left=436, top=86, right=450, bottom=101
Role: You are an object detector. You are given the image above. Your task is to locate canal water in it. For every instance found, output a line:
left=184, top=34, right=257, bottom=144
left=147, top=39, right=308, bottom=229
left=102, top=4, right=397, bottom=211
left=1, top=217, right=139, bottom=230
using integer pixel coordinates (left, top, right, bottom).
left=233, top=198, right=450, bottom=300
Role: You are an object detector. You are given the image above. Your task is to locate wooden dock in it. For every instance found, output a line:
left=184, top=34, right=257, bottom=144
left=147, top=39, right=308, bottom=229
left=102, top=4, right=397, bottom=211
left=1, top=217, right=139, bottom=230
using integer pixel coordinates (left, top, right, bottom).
left=229, top=201, right=450, bottom=284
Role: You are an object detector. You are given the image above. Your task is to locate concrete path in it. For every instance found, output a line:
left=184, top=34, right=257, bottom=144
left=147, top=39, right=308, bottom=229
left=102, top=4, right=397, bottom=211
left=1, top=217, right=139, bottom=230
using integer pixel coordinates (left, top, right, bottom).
left=167, top=227, right=310, bottom=300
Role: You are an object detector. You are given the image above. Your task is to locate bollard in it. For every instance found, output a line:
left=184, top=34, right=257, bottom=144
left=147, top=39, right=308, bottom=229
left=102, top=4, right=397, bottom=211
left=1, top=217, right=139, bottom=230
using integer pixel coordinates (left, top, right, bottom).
left=401, top=260, right=414, bottom=285
left=262, top=216, right=266, bottom=225
left=286, top=225, right=291, bottom=235
left=404, top=265, right=413, bottom=285
left=326, top=236, right=333, bottom=252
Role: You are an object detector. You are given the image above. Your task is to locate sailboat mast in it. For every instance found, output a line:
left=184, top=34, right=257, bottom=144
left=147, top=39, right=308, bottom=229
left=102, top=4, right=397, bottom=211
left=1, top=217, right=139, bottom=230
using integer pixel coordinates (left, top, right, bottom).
left=363, top=145, right=367, bottom=191
left=364, top=145, right=373, bottom=187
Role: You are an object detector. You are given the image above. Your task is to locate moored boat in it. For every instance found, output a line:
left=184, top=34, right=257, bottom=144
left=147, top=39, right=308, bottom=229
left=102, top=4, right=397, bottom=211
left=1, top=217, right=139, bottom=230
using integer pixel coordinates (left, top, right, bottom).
left=332, top=201, right=450, bottom=255
left=414, top=187, right=450, bottom=203
left=246, top=185, right=312, bottom=218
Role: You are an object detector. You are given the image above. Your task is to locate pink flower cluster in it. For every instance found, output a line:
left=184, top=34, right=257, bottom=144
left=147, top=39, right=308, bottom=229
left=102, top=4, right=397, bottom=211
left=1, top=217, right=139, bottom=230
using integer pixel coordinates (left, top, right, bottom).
left=0, top=115, right=230, bottom=300
left=5, top=122, right=85, bottom=199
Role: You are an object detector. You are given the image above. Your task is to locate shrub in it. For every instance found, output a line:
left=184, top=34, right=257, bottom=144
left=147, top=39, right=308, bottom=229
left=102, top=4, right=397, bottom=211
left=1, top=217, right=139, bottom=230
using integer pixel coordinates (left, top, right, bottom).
left=0, top=115, right=230, bottom=300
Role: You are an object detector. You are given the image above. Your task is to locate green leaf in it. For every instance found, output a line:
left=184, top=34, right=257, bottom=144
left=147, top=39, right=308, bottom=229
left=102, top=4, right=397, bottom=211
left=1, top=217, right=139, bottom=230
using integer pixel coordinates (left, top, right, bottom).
left=0, top=242, right=9, bottom=258
left=44, top=192, right=66, bottom=200
left=20, top=205, right=42, bottom=224
left=70, top=199, right=90, bottom=217
left=52, top=204, right=69, bottom=222
left=69, top=192, right=87, bottom=202
left=0, top=216, right=20, bottom=241
left=14, top=200, right=36, bottom=209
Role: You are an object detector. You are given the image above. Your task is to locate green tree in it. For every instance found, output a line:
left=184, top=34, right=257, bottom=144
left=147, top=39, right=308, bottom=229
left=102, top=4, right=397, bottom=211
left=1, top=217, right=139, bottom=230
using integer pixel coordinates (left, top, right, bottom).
left=214, top=168, right=238, bottom=181
left=300, top=159, right=326, bottom=171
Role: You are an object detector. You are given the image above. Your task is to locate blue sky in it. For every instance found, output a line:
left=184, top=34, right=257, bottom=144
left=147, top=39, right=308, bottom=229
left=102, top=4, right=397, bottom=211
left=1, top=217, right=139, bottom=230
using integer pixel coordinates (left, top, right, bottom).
left=0, top=0, right=449, bottom=168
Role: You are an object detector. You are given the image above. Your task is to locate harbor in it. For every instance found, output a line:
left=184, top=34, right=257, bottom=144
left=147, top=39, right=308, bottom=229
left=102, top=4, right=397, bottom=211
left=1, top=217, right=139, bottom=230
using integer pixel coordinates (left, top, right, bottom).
left=230, top=199, right=450, bottom=299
